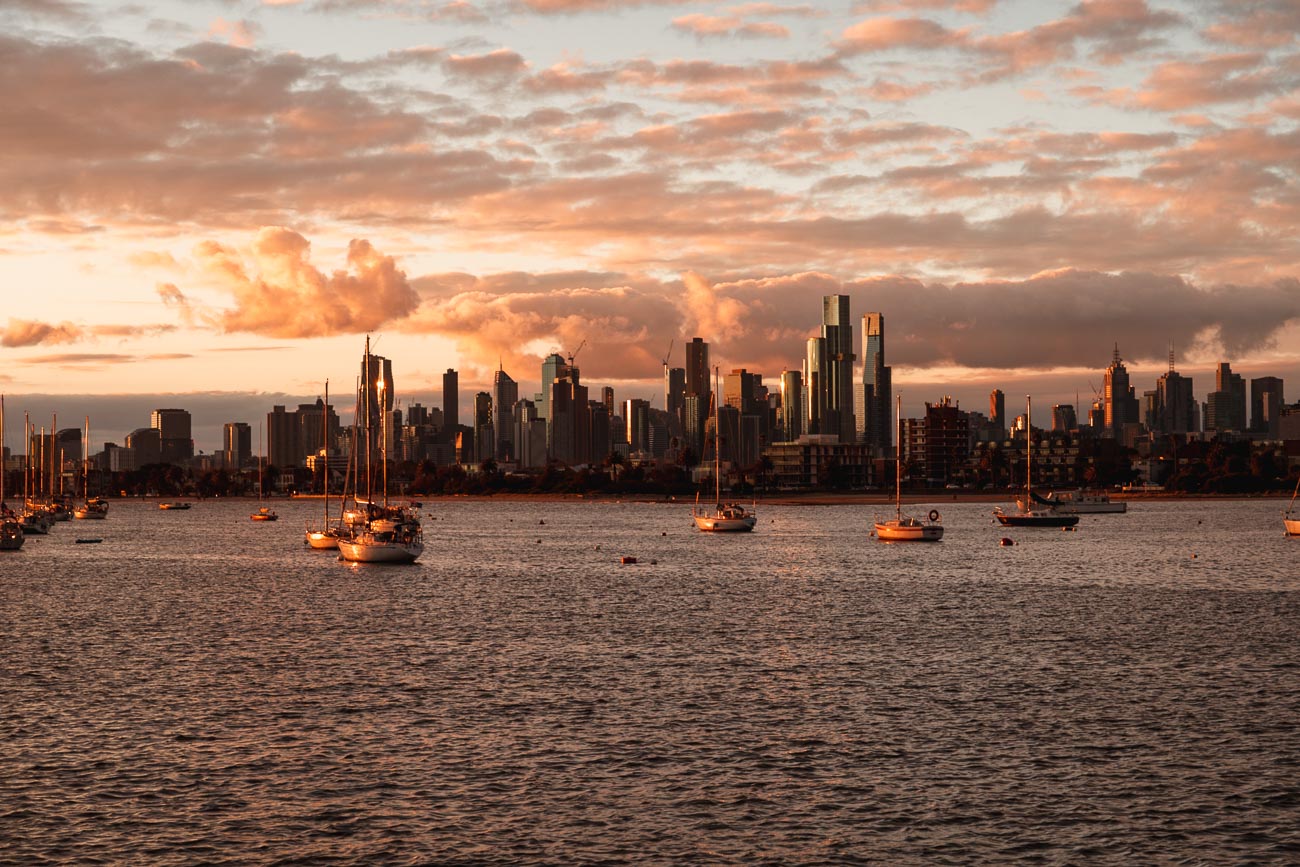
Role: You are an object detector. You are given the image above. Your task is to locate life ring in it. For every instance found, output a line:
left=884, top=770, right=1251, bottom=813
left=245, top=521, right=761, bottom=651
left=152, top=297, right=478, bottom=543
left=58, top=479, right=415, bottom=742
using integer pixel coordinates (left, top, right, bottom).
left=928, top=509, right=941, bottom=523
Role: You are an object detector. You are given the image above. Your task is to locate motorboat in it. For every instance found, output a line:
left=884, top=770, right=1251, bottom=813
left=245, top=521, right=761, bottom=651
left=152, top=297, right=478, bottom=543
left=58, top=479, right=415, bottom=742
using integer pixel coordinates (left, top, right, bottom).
left=1018, top=488, right=1126, bottom=514
left=159, top=502, right=191, bottom=510
left=995, top=396, right=1079, bottom=529
left=875, top=396, right=943, bottom=542
left=73, top=497, right=109, bottom=520
left=251, top=506, right=278, bottom=522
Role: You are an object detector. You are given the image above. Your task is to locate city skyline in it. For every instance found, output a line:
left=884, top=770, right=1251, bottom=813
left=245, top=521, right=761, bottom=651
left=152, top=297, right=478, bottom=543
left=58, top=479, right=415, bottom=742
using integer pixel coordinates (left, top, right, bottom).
left=2, top=0, right=1298, bottom=445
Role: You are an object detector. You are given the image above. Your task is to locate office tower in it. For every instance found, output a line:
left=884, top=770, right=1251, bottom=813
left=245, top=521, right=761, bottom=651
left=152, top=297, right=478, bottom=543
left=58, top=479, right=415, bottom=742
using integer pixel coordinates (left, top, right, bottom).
left=1155, top=348, right=1195, bottom=435
left=493, top=366, right=518, bottom=460
left=1103, top=345, right=1139, bottom=438
left=625, top=398, right=650, bottom=453
left=224, top=422, right=251, bottom=468
left=805, top=336, right=826, bottom=435
left=1052, top=404, right=1077, bottom=432
left=1208, top=362, right=1247, bottom=433
left=407, top=403, right=429, bottom=427
left=862, top=312, right=891, bottom=452
left=1251, top=376, right=1284, bottom=436
left=442, top=368, right=458, bottom=431
left=601, top=386, right=615, bottom=417
left=539, top=353, right=569, bottom=422
left=296, top=397, right=338, bottom=465
left=779, top=369, right=803, bottom=441
left=589, top=401, right=612, bottom=462
left=548, top=366, right=589, bottom=465
left=151, top=408, right=193, bottom=465
left=473, top=391, right=494, bottom=463
left=684, top=338, right=710, bottom=454
left=126, top=427, right=162, bottom=466
left=266, top=405, right=298, bottom=467
left=665, top=367, right=686, bottom=423
left=989, top=389, right=1005, bottom=437
left=821, top=295, right=856, bottom=443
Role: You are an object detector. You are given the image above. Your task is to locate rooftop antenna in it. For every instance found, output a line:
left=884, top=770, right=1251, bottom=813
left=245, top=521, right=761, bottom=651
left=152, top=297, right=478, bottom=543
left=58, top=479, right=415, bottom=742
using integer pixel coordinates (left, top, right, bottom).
left=1112, top=342, right=1121, bottom=367
left=1168, top=342, right=1175, bottom=373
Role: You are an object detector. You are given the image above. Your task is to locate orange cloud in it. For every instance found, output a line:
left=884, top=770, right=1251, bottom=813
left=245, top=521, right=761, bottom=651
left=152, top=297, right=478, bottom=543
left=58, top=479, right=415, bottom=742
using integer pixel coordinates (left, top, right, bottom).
left=2, top=319, right=84, bottom=347
left=195, top=228, right=420, bottom=338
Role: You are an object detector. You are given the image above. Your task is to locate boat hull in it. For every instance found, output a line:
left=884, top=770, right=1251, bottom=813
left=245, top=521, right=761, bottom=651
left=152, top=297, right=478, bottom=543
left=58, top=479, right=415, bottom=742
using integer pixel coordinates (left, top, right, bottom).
left=305, top=530, right=341, bottom=549
left=337, top=539, right=423, bottom=562
left=996, top=512, right=1079, bottom=527
left=1, top=521, right=23, bottom=550
left=875, top=521, right=944, bottom=541
left=1285, top=516, right=1300, bottom=536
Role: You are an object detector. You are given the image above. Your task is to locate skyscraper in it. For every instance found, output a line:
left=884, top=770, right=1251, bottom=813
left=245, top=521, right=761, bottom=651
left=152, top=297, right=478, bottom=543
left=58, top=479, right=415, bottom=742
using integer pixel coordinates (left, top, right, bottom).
left=151, top=408, right=193, bottom=465
left=442, top=368, right=459, bottom=431
left=989, top=389, right=1005, bottom=438
left=493, top=366, right=518, bottom=460
left=1155, top=348, right=1195, bottom=435
left=223, top=422, right=251, bottom=469
left=1103, top=345, right=1139, bottom=438
left=822, top=295, right=856, bottom=443
left=684, top=338, right=710, bottom=454
left=862, top=312, right=891, bottom=452
left=539, top=353, right=569, bottom=422
left=779, top=369, right=803, bottom=441
left=1208, top=362, right=1246, bottom=433
left=805, top=335, right=826, bottom=435
left=473, top=391, right=493, bottom=463
left=665, top=367, right=686, bottom=424
left=1250, top=376, right=1284, bottom=436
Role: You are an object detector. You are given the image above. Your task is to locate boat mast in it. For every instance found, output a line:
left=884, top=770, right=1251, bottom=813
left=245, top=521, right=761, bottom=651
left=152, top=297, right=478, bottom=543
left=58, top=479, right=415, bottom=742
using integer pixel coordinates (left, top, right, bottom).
left=378, top=378, right=388, bottom=508
left=895, top=395, right=902, bottom=522
left=363, top=336, right=372, bottom=508
left=713, top=366, right=721, bottom=506
left=323, top=379, right=330, bottom=521
left=1026, top=395, right=1032, bottom=501
left=1, top=396, right=6, bottom=508
left=83, top=416, right=90, bottom=501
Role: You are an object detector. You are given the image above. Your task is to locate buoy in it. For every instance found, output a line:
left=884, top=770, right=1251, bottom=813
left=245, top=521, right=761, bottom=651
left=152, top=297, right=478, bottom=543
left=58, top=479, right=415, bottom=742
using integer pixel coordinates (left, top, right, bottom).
left=1191, top=553, right=1197, bottom=559
left=661, top=532, right=667, bottom=536
left=621, top=556, right=637, bottom=564
left=650, top=559, right=657, bottom=565
left=1000, top=537, right=1014, bottom=546
left=539, top=519, right=545, bottom=525
left=928, top=509, right=940, bottom=522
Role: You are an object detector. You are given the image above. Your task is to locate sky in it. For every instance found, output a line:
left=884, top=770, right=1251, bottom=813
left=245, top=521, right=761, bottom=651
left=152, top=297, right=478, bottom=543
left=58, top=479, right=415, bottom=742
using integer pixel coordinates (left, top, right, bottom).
left=1, top=0, right=1298, bottom=451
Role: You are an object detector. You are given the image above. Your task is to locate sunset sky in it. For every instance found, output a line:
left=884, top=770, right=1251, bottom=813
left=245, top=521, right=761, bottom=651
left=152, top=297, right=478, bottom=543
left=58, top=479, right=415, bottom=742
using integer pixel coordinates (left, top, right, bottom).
left=2, top=0, right=1298, bottom=450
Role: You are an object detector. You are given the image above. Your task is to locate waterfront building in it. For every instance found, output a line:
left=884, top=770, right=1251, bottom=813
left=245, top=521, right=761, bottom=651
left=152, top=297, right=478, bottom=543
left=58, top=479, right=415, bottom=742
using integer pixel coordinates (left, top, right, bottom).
left=764, top=436, right=875, bottom=489
left=900, top=397, right=971, bottom=486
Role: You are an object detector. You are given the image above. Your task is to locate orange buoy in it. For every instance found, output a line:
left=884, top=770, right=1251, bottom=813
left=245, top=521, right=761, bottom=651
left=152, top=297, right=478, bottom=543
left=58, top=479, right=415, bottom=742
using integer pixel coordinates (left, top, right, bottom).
left=1000, top=537, right=1014, bottom=546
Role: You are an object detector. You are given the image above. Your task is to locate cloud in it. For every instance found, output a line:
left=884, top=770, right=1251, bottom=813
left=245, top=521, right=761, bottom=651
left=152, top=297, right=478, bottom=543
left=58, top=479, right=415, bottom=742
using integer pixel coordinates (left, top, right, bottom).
left=192, top=227, right=421, bottom=338
left=672, top=14, right=790, bottom=40
left=3, top=319, right=85, bottom=347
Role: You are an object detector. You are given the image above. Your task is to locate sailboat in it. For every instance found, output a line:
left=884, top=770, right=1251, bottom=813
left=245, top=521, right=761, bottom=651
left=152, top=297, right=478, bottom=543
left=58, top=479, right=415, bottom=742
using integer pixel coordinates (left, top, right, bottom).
left=72, top=416, right=108, bottom=520
left=1284, top=473, right=1300, bottom=536
left=305, top=380, right=343, bottom=549
left=995, top=395, right=1079, bottom=528
left=251, top=423, right=278, bottom=521
left=875, top=396, right=943, bottom=541
left=693, top=366, right=756, bottom=532
left=337, top=337, right=424, bottom=563
left=1, top=396, right=25, bottom=551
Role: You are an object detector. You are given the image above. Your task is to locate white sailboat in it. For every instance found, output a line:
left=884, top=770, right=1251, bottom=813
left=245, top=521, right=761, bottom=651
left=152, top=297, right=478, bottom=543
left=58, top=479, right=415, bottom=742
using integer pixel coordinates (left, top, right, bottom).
left=1285, top=473, right=1300, bottom=536
left=72, top=416, right=108, bottom=520
left=305, top=379, right=343, bottom=549
left=995, top=396, right=1079, bottom=528
left=1, top=396, right=25, bottom=551
left=693, top=366, right=756, bottom=532
left=251, top=423, right=277, bottom=521
left=874, top=396, right=943, bottom=542
left=337, top=337, right=423, bottom=563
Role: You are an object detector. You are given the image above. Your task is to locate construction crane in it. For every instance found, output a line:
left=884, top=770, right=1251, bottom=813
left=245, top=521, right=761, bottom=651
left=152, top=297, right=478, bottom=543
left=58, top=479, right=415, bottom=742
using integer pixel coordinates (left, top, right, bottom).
left=566, top=339, right=586, bottom=368
left=661, top=338, right=674, bottom=372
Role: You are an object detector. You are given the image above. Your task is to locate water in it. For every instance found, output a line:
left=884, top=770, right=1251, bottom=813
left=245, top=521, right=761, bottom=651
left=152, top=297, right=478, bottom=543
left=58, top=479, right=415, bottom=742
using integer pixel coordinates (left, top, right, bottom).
left=2, top=498, right=1298, bottom=864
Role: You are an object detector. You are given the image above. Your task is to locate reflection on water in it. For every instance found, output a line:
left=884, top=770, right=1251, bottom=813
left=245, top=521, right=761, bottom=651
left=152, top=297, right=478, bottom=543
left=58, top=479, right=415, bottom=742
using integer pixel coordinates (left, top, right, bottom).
left=2, top=498, right=1298, bottom=863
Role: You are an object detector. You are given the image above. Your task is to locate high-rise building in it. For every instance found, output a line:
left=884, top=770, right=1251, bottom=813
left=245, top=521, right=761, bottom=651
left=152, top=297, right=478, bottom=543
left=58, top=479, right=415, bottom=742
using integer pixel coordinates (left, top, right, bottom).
left=442, top=368, right=459, bottom=431
left=1052, top=403, right=1077, bottom=432
left=624, top=398, right=650, bottom=453
left=473, top=391, right=493, bottom=463
left=1103, top=345, right=1139, bottom=438
left=539, top=353, right=569, bottom=422
left=602, top=386, right=615, bottom=417
left=665, top=367, right=686, bottom=424
left=1250, top=376, right=1284, bottom=436
left=684, top=338, right=710, bottom=454
left=548, top=367, right=589, bottom=466
left=822, top=295, right=856, bottom=443
left=1154, top=349, right=1195, bottom=435
left=266, top=405, right=298, bottom=468
left=224, top=422, right=251, bottom=469
left=805, top=336, right=826, bottom=436
left=493, top=366, right=518, bottom=461
left=862, top=312, right=891, bottom=453
left=779, top=369, right=803, bottom=441
left=1208, top=362, right=1247, bottom=433
left=151, top=408, right=193, bottom=465
left=989, top=389, right=1006, bottom=438
left=900, top=397, right=970, bottom=486
left=126, top=427, right=162, bottom=466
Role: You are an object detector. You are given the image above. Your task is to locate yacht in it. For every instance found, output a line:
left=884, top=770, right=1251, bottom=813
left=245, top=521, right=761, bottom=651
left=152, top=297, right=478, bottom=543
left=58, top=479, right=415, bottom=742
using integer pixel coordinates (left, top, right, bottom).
left=875, top=396, right=943, bottom=542
left=995, top=396, right=1079, bottom=529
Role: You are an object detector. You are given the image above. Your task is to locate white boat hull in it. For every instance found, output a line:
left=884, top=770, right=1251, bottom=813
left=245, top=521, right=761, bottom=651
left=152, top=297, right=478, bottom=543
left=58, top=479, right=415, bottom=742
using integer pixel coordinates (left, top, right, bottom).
left=693, top=513, right=757, bottom=532
left=875, top=520, right=944, bottom=542
left=305, top=529, right=341, bottom=549
left=338, top=538, right=424, bottom=562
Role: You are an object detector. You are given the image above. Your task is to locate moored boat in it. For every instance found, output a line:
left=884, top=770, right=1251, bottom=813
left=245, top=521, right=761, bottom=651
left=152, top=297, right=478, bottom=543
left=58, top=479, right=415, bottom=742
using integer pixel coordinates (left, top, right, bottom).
left=692, top=366, right=756, bottom=533
left=995, top=396, right=1079, bottom=529
left=159, top=502, right=191, bottom=510
left=875, top=396, right=943, bottom=542
left=251, top=505, right=278, bottom=522
left=1285, top=473, right=1300, bottom=536
left=1019, top=488, right=1126, bottom=514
